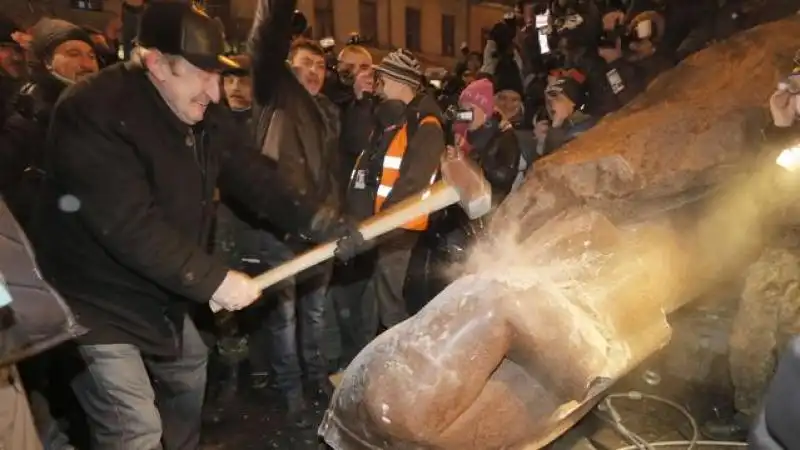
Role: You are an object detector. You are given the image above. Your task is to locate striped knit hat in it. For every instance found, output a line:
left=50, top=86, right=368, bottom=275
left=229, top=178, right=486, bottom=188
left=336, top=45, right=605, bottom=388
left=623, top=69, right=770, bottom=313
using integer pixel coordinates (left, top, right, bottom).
left=375, top=48, right=422, bottom=89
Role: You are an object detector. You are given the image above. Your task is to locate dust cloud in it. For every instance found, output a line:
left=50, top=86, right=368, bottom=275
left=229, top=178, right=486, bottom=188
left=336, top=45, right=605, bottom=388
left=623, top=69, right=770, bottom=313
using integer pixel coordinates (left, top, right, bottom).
left=461, top=146, right=797, bottom=311
left=433, top=145, right=800, bottom=389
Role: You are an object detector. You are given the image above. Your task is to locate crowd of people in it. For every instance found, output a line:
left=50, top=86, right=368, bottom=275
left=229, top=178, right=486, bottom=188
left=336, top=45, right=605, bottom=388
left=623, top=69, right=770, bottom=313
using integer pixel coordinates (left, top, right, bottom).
left=0, top=0, right=797, bottom=448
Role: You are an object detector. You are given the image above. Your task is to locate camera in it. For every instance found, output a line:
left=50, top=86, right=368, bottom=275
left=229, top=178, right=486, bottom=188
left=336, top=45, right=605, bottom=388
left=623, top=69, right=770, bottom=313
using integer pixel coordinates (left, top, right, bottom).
left=599, top=20, right=649, bottom=51
left=337, top=67, right=356, bottom=87
left=444, top=105, right=475, bottom=123
left=598, top=23, right=624, bottom=49
left=319, top=36, right=339, bottom=73
left=346, top=32, right=370, bottom=46
left=442, top=105, right=475, bottom=146
left=319, top=37, right=335, bottom=51
left=291, top=10, right=309, bottom=37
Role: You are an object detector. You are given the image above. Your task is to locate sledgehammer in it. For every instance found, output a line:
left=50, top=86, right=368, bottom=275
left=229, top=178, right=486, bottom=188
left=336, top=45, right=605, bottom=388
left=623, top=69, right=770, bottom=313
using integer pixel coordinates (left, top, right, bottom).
left=210, top=153, right=492, bottom=313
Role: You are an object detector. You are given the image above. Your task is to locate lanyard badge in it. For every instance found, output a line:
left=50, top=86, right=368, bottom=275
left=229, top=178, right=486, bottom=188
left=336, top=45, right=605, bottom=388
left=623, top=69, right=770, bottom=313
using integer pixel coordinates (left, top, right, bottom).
left=354, top=170, right=367, bottom=190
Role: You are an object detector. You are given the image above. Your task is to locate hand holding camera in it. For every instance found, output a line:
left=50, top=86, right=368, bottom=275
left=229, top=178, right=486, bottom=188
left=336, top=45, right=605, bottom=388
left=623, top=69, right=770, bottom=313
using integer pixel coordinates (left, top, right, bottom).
left=778, top=74, right=800, bottom=95
left=533, top=119, right=550, bottom=141
left=602, top=11, right=625, bottom=32
left=353, top=68, right=374, bottom=99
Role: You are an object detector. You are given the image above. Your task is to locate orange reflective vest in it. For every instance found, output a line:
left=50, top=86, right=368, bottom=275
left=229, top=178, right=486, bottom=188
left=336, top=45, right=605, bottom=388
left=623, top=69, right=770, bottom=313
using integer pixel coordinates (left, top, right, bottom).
left=353, top=116, right=440, bottom=231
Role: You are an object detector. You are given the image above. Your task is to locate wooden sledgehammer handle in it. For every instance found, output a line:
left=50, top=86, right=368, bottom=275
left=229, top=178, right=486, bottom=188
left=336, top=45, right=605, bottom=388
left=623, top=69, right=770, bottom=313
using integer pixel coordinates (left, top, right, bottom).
left=211, top=182, right=460, bottom=312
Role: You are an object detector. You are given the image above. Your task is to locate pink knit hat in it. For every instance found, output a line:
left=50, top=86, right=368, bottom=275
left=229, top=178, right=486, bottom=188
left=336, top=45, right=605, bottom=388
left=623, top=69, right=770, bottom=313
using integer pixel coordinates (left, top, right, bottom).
left=459, top=79, right=494, bottom=116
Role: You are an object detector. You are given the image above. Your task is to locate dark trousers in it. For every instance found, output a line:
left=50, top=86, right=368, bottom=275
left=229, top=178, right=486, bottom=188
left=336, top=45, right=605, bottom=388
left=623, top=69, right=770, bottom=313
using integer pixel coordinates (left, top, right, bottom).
left=69, top=316, right=207, bottom=450
left=328, top=256, right=374, bottom=367
left=365, top=230, right=418, bottom=331
left=254, top=232, right=330, bottom=394
left=329, top=231, right=418, bottom=367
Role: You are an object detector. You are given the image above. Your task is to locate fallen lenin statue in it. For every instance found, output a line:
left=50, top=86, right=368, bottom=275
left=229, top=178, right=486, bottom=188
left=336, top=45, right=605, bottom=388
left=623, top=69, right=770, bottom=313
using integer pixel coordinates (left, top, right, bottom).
left=319, top=15, right=800, bottom=450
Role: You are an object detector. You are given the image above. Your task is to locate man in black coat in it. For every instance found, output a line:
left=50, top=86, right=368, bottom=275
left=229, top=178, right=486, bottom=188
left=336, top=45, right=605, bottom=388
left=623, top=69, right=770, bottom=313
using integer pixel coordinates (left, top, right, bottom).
left=33, top=3, right=358, bottom=449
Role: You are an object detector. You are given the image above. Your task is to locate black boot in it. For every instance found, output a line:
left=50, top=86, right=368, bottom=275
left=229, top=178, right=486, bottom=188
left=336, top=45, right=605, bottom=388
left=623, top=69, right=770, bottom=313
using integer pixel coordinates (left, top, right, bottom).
left=702, top=413, right=751, bottom=441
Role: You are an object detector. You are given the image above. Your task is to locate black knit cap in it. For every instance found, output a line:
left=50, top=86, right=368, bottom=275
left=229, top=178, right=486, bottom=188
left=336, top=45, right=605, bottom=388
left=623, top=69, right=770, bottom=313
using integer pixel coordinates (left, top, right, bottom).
left=0, top=15, right=21, bottom=46
left=30, top=18, right=94, bottom=62
left=136, top=2, right=239, bottom=71
left=493, top=66, right=524, bottom=97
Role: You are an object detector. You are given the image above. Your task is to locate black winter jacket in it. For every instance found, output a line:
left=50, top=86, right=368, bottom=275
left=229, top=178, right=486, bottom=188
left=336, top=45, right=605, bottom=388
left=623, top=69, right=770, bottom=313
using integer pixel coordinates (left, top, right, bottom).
left=322, top=72, right=379, bottom=194
left=466, top=117, right=521, bottom=204
left=34, top=63, right=325, bottom=356
left=1, top=72, right=67, bottom=231
left=337, top=96, right=375, bottom=192
left=0, top=73, right=21, bottom=130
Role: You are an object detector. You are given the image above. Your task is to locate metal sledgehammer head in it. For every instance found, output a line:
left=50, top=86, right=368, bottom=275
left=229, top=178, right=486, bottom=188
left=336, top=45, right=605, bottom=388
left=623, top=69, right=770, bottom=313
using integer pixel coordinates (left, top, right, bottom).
left=440, top=152, right=492, bottom=219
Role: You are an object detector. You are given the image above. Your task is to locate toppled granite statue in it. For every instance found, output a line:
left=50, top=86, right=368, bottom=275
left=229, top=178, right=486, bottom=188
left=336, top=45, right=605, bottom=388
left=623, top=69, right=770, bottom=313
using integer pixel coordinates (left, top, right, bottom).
left=320, top=15, right=800, bottom=450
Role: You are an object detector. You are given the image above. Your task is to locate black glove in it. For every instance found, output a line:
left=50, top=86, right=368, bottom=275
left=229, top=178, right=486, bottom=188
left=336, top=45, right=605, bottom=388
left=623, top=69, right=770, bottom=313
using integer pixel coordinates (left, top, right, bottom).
left=306, top=208, right=371, bottom=261
left=332, top=220, right=369, bottom=262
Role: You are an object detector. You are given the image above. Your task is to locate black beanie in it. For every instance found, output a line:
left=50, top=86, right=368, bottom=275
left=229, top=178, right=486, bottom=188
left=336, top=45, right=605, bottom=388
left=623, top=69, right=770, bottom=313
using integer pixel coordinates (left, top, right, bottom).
left=546, top=76, right=586, bottom=108
left=0, top=15, right=21, bottom=46
left=493, top=58, right=524, bottom=97
left=30, top=18, right=93, bottom=62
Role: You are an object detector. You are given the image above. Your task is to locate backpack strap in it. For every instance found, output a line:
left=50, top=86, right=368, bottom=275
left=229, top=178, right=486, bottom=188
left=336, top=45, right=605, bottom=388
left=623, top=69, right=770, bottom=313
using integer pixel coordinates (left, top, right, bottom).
left=405, top=108, right=441, bottom=142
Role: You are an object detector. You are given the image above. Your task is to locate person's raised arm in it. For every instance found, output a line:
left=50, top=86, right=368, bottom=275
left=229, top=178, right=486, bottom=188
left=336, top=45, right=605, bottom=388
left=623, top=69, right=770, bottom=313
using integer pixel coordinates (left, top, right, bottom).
left=249, top=0, right=297, bottom=104
left=480, top=40, right=498, bottom=75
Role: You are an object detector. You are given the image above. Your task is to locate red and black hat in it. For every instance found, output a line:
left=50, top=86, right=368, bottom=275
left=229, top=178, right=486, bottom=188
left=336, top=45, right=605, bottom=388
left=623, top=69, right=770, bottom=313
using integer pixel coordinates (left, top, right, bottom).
left=136, top=2, right=239, bottom=72
left=546, top=73, right=587, bottom=108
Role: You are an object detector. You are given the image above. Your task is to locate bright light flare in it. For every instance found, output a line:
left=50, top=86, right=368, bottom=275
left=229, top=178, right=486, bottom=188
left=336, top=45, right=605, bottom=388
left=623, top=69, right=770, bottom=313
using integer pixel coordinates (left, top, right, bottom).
left=776, top=146, right=800, bottom=171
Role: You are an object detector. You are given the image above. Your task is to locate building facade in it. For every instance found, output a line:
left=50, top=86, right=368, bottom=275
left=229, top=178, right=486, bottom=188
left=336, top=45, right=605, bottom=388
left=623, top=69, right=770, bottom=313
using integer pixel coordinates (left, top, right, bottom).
left=6, top=0, right=513, bottom=69
left=230, top=0, right=512, bottom=68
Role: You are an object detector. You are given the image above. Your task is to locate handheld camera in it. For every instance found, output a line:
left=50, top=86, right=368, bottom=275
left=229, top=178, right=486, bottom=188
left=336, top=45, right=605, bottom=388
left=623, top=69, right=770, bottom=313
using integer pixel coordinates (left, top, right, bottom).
left=443, top=105, right=475, bottom=146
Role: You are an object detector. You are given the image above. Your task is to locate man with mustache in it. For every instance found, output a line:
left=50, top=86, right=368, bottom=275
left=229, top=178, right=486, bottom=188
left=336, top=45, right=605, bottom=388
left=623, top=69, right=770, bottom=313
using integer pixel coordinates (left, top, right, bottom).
left=246, top=0, right=348, bottom=426
left=31, top=3, right=359, bottom=448
left=1, top=18, right=99, bottom=234
left=221, top=54, right=253, bottom=126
